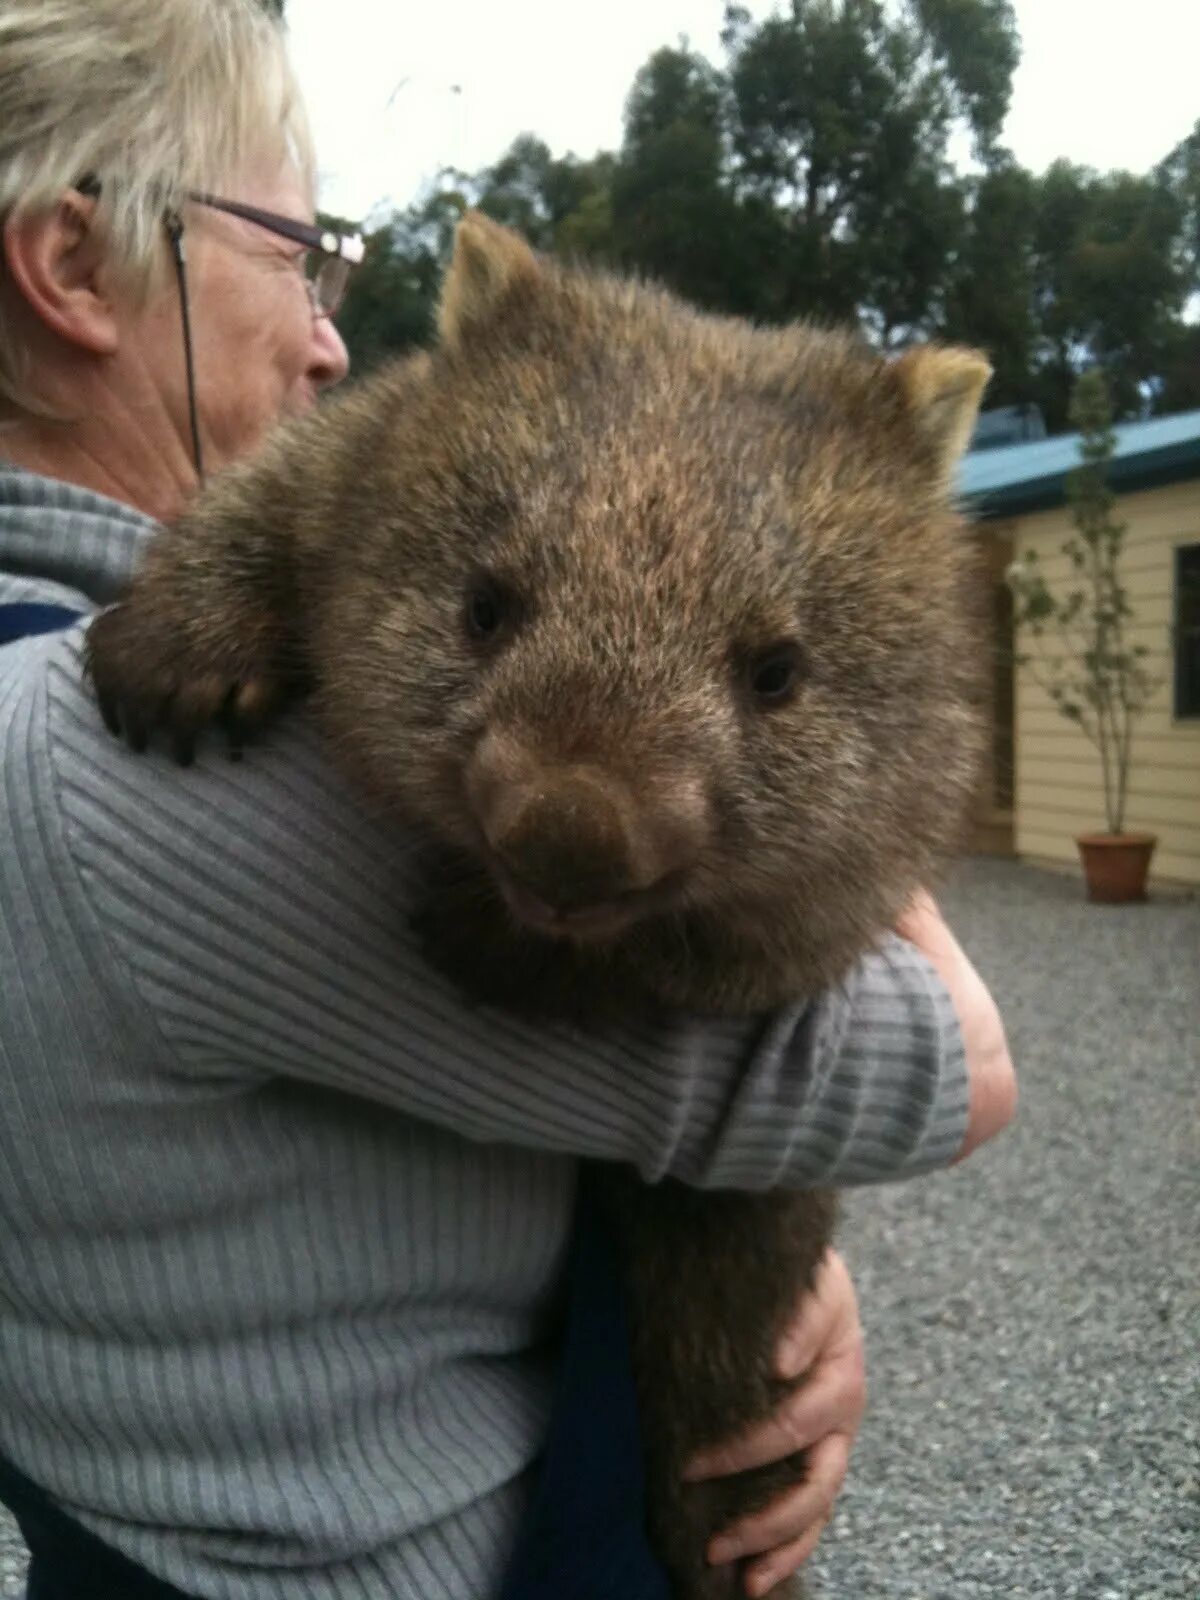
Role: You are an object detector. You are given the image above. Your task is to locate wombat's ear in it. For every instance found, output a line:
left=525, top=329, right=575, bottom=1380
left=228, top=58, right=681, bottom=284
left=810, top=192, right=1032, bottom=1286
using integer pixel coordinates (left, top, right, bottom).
left=438, top=210, right=542, bottom=348
left=891, top=345, right=992, bottom=484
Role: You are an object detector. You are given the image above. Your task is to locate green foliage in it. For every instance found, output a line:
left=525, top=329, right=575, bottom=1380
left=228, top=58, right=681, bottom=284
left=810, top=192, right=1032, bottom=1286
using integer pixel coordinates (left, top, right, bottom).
left=472, top=135, right=617, bottom=259
left=721, top=1, right=975, bottom=336
left=326, top=3, right=1198, bottom=423
left=609, top=47, right=753, bottom=313
left=328, top=139, right=618, bottom=370
left=624, top=44, right=726, bottom=156
left=942, top=160, right=1038, bottom=403
left=1157, top=322, right=1200, bottom=416
left=911, top=0, right=1020, bottom=155
left=1157, top=118, right=1200, bottom=295
left=1006, top=371, right=1163, bottom=833
left=320, top=192, right=465, bottom=375
left=1036, top=165, right=1187, bottom=427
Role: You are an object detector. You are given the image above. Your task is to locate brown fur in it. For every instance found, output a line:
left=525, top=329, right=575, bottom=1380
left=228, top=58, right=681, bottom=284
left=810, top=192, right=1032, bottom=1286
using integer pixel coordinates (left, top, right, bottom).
left=86, top=214, right=990, bottom=1598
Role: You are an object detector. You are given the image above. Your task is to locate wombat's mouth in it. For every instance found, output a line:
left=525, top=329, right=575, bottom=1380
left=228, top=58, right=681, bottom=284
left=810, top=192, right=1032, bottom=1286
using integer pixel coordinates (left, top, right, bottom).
left=486, top=856, right=686, bottom=944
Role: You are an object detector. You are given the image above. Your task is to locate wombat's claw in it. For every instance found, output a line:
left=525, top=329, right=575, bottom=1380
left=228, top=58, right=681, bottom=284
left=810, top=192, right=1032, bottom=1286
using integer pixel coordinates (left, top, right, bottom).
left=92, top=673, right=156, bottom=754
left=171, top=727, right=197, bottom=768
left=219, top=691, right=249, bottom=762
left=219, top=679, right=283, bottom=760
left=86, top=605, right=283, bottom=763
left=96, top=686, right=122, bottom=741
left=123, top=706, right=150, bottom=755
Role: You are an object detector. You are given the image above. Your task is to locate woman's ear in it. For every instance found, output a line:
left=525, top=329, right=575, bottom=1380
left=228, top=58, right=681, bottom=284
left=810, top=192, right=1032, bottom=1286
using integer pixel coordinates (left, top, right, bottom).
left=2, top=190, right=121, bottom=357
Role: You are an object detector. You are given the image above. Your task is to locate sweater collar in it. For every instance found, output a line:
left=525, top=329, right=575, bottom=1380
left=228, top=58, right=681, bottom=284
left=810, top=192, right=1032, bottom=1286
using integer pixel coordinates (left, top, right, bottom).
left=0, top=463, right=157, bottom=610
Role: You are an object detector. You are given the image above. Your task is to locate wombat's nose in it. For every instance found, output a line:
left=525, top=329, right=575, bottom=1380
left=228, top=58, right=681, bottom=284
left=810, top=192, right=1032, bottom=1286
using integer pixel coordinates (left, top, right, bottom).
left=496, top=793, right=634, bottom=913
left=465, top=730, right=709, bottom=923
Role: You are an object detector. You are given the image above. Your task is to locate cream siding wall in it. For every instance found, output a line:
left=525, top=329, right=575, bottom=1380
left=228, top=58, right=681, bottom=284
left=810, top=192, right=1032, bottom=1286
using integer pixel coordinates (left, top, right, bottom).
left=1010, top=479, right=1200, bottom=887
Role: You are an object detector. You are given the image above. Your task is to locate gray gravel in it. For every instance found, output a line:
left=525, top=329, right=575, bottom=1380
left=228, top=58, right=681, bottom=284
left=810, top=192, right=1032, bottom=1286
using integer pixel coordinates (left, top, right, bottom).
left=810, top=857, right=1199, bottom=1600
left=2, top=858, right=1197, bottom=1598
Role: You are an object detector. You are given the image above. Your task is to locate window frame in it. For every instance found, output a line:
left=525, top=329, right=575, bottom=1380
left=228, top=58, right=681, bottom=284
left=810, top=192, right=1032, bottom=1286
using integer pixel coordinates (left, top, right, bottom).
left=1173, top=539, right=1200, bottom=722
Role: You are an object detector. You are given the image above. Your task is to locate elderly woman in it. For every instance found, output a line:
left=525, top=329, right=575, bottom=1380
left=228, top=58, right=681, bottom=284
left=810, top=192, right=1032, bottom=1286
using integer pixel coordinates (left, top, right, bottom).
left=0, top=2, right=1014, bottom=1597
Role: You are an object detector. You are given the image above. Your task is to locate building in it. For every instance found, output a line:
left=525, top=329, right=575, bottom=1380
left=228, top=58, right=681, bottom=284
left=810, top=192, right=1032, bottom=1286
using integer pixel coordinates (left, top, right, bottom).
left=958, top=407, right=1200, bottom=890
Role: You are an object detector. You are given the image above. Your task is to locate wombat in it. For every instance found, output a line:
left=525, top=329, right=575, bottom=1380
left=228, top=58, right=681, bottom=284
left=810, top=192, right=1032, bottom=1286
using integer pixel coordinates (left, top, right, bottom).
left=86, top=212, right=989, bottom=1598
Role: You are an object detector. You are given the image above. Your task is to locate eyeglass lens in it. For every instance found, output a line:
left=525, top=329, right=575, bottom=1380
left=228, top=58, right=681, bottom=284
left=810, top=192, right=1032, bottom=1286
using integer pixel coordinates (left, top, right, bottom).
left=307, top=254, right=351, bottom=317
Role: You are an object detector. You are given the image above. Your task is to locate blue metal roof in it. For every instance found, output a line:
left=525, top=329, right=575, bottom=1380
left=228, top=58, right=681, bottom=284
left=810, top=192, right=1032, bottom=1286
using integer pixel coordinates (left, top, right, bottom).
left=957, top=406, right=1200, bottom=519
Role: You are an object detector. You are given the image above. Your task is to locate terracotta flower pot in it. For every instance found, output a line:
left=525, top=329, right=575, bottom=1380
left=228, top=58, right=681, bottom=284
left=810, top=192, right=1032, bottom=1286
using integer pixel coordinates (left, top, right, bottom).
left=1075, top=832, right=1157, bottom=903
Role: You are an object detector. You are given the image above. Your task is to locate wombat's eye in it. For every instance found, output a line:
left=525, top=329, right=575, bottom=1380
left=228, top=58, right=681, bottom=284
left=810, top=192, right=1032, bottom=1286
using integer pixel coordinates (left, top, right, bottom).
left=464, top=574, right=518, bottom=646
left=746, top=642, right=807, bottom=708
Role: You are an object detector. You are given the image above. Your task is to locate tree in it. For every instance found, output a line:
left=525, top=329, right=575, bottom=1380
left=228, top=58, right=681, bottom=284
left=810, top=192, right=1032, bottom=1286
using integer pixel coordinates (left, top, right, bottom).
left=911, top=0, right=1020, bottom=157
left=329, top=139, right=619, bottom=370
left=942, top=160, right=1038, bottom=406
left=1155, top=323, right=1200, bottom=416
left=719, top=0, right=1016, bottom=337
left=624, top=41, right=726, bottom=154
left=325, top=189, right=465, bottom=373
left=471, top=135, right=616, bottom=260
left=1025, top=162, right=1190, bottom=429
left=608, top=46, right=755, bottom=312
left=470, top=135, right=566, bottom=248
left=1007, top=371, right=1162, bottom=834
left=1158, top=118, right=1200, bottom=297
left=323, top=4, right=1200, bottom=431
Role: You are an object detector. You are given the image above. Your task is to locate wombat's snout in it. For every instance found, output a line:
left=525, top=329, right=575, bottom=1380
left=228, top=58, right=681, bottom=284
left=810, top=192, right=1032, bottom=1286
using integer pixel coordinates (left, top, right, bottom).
left=465, top=729, right=710, bottom=939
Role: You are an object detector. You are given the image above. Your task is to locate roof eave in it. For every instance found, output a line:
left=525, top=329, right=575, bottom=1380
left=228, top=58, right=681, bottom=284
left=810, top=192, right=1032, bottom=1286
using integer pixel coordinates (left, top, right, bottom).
left=965, top=437, right=1200, bottom=523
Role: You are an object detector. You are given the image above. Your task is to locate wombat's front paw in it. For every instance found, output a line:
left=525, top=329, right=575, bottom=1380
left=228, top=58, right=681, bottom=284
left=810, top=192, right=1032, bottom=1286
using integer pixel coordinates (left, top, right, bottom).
left=85, top=599, right=293, bottom=765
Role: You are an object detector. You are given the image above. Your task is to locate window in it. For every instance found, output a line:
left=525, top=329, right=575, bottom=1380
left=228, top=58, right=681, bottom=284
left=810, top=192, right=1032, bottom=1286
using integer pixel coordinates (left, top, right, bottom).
left=1176, top=542, right=1200, bottom=720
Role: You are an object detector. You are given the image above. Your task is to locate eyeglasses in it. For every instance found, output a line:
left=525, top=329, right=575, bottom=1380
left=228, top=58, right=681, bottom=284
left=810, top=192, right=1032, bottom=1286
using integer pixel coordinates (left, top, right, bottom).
left=187, top=193, right=365, bottom=318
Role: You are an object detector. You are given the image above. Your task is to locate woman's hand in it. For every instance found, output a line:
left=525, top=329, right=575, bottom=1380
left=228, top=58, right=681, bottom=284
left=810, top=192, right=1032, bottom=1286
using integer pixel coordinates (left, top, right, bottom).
left=895, top=890, right=1017, bottom=1161
left=682, top=1248, right=866, bottom=1596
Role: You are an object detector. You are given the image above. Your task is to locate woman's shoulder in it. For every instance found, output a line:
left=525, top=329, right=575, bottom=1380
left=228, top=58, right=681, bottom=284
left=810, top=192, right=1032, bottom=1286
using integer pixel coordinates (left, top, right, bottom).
left=4, top=624, right=425, bottom=967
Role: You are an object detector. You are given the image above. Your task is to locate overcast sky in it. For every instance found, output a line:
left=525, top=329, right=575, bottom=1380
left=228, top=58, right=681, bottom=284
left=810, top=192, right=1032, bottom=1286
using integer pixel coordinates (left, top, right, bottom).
left=286, top=1, right=1200, bottom=223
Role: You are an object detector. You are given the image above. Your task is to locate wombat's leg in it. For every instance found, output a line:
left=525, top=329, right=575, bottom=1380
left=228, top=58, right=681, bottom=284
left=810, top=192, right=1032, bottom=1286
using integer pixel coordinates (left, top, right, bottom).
left=613, top=1180, right=836, bottom=1600
left=86, top=487, right=309, bottom=763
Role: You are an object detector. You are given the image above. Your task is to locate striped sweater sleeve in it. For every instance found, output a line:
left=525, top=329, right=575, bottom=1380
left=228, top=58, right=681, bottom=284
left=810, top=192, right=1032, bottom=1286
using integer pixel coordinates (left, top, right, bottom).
left=37, top=629, right=968, bottom=1190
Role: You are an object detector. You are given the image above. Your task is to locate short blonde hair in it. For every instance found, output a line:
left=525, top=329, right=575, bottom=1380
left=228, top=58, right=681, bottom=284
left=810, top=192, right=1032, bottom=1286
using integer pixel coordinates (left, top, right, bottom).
left=0, top=0, right=315, bottom=409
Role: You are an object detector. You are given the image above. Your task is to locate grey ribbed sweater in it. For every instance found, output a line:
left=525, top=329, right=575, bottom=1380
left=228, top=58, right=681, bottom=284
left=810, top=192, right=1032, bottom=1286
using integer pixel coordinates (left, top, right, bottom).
left=0, top=467, right=969, bottom=1600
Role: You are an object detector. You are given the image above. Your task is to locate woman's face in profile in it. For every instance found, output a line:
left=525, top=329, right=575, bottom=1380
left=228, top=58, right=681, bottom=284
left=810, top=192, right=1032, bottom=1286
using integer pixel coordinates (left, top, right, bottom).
left=126, top=160, right=350, bottom=477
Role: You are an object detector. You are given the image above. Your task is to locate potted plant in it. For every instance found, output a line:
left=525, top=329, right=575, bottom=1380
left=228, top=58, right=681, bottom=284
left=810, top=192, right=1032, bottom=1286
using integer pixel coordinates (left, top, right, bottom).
left=1006, top=370, right=1162, bottom=903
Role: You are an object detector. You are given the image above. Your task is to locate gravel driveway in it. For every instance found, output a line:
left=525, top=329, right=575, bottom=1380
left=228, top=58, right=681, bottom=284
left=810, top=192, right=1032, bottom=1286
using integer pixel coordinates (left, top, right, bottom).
left=3, top=857, right=1197, bottom=1598
left=809, top=857, right=1199, bottom=1599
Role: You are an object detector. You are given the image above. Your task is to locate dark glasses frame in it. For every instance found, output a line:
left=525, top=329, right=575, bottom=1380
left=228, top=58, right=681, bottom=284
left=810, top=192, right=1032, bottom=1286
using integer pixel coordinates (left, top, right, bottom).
left=186, top=193, right=365, bottom=318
